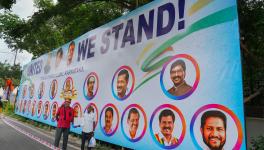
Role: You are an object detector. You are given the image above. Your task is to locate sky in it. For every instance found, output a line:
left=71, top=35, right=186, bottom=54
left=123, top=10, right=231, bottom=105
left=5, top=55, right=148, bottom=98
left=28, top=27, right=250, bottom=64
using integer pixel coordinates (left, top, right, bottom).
left=0, top=0, right=37, bottom=66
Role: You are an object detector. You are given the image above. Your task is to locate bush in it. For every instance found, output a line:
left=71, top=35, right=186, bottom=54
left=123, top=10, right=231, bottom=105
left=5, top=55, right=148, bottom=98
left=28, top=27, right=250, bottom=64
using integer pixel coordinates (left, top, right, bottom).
left=251, top=135, right=264, bottom=150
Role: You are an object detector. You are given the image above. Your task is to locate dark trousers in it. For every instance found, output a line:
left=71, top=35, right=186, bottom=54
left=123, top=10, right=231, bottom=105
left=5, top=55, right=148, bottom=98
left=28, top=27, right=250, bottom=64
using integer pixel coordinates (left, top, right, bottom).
left=54, top=127, right=70, bottom=150
left=81, top=131, right=94, bottom=150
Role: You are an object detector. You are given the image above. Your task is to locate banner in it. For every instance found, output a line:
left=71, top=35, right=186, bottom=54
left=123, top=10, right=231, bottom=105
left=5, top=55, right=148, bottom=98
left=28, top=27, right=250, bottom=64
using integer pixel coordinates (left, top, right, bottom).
left=15, top=0, right=246, bottom=149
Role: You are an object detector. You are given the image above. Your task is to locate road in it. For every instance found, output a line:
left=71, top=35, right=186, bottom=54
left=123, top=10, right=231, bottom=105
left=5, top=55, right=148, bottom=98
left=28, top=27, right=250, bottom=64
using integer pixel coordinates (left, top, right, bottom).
left=0, top=116, right=54, bottom=150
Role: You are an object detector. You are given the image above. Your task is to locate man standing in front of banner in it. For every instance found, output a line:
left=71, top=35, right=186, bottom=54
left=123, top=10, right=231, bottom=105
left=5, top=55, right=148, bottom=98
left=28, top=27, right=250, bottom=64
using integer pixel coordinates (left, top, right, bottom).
left=54, top=98, right=74, bottom=150
left=155, top=109, right=178, bottom=146
left=200, top=110, right=227, bottom=150
left=167, top=59, right=192, bottom=96
left=80, top=106, right=96, bottom=150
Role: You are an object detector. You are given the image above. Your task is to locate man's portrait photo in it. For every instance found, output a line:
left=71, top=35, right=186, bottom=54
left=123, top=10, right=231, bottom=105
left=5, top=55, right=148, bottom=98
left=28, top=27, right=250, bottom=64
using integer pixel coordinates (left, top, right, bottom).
left=51, top=102, right=58, bottom=121
left=85, top=74, right=98, bottom=99
left=19, top=100, right=23, bottom=113
left=116, top=69, right=129, bottom=99
left=55, top=48, right=63, bottom=68
left=43, top=102, right=50, bottom=120
left=167, top=59, right=192, bottom=96
left=104, top=107, right=114, bottom=134
left=37, top=101, right=42, bottom=117
left=73, top=103, right=82, bottom=118
left=31, top=100, right=36, bottom=116
left=29, top=84, right=35, bottom=99
left=22, top=100, right=27, bottom=114
left=27, top=100, right=31, bottom=115
left=200, top=110, right=226, bottom=150
left=67, top=41, right=75, bottom=66
left=154, top=109, right=179, bottom=146
left=22, top=85, right=27, bottom=98
left=127, top=108, right=140, bottom=139
left=192, top=108, right=239, bottom=150
left=38, top=81, right=45, bottom=99
left=50, top=79, right=58, bottom=99
left=44, top=53, right=52, bottom=74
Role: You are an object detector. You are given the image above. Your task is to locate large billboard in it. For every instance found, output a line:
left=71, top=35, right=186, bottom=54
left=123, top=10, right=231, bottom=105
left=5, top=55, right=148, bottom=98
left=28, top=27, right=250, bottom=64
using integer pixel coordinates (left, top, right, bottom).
left=15, top=0, right=246, bottom=149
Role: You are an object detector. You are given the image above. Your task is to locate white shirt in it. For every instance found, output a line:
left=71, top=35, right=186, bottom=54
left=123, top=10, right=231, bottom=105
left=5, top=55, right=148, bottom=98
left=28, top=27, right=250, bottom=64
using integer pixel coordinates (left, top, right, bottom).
left=81, top=112, right=95, bottom=133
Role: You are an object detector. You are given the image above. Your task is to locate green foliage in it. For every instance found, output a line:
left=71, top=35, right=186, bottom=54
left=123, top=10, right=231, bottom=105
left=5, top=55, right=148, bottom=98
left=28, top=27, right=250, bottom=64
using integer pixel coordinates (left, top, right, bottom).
left=0, top=0, right=15, bottom=10
left=251, top=135, right=264, bottom=150
left=238, top=0, right=264, bottom=101
left=0, top=62, right=21, bottom=86
left=0, top=0, right=152, bottom=57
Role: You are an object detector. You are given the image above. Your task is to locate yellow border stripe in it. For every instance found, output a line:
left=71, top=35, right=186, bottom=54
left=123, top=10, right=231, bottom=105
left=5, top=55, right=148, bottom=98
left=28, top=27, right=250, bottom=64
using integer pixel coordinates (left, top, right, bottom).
left=188, top=0, right=213, bottom=16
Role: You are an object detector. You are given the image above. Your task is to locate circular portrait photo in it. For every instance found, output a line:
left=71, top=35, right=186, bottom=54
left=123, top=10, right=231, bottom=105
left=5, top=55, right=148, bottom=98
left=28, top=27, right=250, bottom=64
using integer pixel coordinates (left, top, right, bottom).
left=49, top=79, right=58, bottom=100
left=190, top=104, right=243, bottom=150
left=121, top=104, right=147, bottom=142
left=150, top=104, right=186, bottom=149
left=160, top=54, right=200, bottom=100
left=19, top=100, right=23, bottom=113
left=43, top=101, right=50, bottom=120
left=44, top=53, right=52, bottom=74
left=37, top=101, right=43, bottom=118
left=38, top=81, right=45, bottom=99
left=15, top=100, right=19, bottom=112
left=83, top=72, right=99, bottom=100
left=50, top=102, right=58, bottom=122
left=22, top=100, right=27, bottom=114
left=72, top=103, right=82, bottom=128
left=100, top=103, right=120, bottom=136
left=111, top=66, right=135, bottom=101
left=22, top=85, right=27, bottom=99
left=55, top=48, right=63, bottom=68
left=29, top=84, right=35, bottom=99
left=67, top=41, right=75, bottom=66
left=27, top=100, right=31, bottom=115
left=84, top=103, right=99, bottom=127
left=31, top=100, right=36, bottom=117
left=73, top=103, right=82, bottom=118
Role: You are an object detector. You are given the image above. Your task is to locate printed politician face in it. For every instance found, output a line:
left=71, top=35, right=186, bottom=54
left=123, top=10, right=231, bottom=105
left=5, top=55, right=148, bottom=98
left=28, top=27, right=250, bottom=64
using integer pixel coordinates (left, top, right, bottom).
left=39, top=82, right=45, bottom=98
left=200, top=111, right=226, bottom=150
left=51, top=80, right=57, bottom=98
left=127, top=108, right=140, bottom=139
left=104, top=107, right=114, bottom=133
left=160, top=114, right=174, bottom=138
left=74, top=105, right=79, bottom=117
left=55, top=48, right=63, bottom=68
left=32, top=101, right=36, bottom=116
left=38, top=103, right=41, bottom=114
left=87, top=76, right=95, bottom=97
left=30, top=84, right=35, bottom=98
left=67, top=42, right=75, bottom=66
left=52, top=104, right=57, bottom=120
left=170, top=63, right=185, bottom=86
left=45, top=104, right=49, bottom=115
left=116, top=69, right=129, bottom=98
left=23, top=85, right=27, bottom=98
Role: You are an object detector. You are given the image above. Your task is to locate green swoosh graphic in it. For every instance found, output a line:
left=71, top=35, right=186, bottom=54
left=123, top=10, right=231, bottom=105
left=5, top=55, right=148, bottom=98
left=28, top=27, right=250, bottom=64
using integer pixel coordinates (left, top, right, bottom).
left=135, top=6, right=237, bottom=92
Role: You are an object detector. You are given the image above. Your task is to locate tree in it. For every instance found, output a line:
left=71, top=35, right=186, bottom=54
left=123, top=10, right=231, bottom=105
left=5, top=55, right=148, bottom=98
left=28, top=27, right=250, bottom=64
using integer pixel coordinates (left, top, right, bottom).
left=0, top=0, right=16, bottom=10
left=238, top=0, right=264, bottom=104
left=0, top=62, right=21, bottom=87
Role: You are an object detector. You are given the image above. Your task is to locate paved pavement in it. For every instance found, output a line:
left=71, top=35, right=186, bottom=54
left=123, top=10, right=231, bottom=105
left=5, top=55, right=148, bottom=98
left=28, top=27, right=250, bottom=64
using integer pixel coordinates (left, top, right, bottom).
left=0, top=115, right=80, bottom=150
